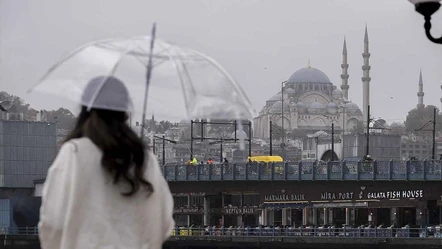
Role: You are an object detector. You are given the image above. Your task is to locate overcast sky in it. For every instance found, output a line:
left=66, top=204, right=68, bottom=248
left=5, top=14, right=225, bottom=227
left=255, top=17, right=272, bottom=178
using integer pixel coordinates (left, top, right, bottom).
left=1, top=0, right=442, bottom=123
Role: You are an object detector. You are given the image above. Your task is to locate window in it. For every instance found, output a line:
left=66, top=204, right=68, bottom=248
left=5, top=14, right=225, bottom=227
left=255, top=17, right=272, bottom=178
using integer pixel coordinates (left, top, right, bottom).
left=243, top=194, right=260, bottom=207
left=223, top=194, right=241, bottom=207
left=189, top=195, right=204, bottom=207
left=174, top=196, right=188, bottom=207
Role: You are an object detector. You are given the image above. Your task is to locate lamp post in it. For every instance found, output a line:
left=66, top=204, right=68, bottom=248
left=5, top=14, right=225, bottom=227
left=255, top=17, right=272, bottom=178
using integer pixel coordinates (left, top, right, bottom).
left=331, top=123, right=335, bottom=161
left=281, top=81, right=287, bottom=160
left=153, top=135, right=177, bottom=165
left=409, top=0, right=442, bottom=44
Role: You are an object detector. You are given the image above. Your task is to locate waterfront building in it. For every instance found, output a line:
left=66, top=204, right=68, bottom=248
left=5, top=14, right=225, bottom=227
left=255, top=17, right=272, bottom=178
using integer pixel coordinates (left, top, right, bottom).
left=0, top=110, right=57, bottom=228
left=167, top=174, right=442, bottom=229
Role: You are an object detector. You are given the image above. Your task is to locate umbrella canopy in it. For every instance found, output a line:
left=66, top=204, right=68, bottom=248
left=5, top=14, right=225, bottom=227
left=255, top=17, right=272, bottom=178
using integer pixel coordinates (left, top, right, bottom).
left=28, top=36, right=255, bottom=122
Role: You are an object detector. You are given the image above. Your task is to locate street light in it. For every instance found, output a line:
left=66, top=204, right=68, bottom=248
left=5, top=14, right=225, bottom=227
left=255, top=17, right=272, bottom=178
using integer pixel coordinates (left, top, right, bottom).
left=281, top=81, right=287, bottom=160
left=409, top=0, right=442, bottom=44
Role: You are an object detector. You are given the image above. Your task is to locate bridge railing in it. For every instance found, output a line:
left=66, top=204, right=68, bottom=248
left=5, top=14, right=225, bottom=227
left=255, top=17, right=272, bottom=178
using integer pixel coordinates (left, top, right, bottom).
left=162, top=160, right=442, bottom=181
left=171, top=226, right=442, bottom=238
left=2, top=226, right=441, bottom=238
left=1, top=226, right=38, bottom=235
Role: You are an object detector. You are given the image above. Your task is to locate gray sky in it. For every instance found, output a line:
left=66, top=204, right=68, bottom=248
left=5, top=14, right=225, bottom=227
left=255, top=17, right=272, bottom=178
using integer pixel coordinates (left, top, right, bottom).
left=1, top=0, right=442, bottom=123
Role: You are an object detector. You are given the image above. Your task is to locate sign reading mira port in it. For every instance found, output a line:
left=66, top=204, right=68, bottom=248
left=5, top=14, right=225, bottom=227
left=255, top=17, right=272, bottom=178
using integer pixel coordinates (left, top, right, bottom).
left=320, top=190, right=424, bottom=201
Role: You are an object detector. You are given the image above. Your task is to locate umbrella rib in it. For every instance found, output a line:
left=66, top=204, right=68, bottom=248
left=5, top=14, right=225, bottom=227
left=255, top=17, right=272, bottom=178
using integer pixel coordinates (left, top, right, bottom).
left=156, top=42, right=193, bottom=118
left=173, top=49, right=198, bottom=114
left=191, top=49, right=255, bottom=119
left=86, top=42, right=134, bottom=111
left=27, top=43, right=93, bottom=93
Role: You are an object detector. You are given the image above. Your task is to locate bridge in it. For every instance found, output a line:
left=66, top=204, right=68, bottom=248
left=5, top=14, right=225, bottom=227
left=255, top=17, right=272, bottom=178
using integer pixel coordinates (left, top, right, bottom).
left=161, top=160, right=442, bottom=181
left=5, top=227, right=442, bottom=249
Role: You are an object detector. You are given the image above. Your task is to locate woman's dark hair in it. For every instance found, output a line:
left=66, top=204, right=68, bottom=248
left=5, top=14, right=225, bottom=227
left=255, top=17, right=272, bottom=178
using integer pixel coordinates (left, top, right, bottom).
left=65, top=106, right=153, bottom=196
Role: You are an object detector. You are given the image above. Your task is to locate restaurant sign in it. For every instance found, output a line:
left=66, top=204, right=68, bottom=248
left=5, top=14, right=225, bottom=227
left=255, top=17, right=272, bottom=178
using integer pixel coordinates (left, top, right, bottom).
left=222, top=207, right=261, bottom=215
left=320, top=189, right=424, bottom=201
left=173, top=207, right=204, bottom=214
left=366, top=190, right=424, bottom=199
left=264, top=194, right=306, bottom=202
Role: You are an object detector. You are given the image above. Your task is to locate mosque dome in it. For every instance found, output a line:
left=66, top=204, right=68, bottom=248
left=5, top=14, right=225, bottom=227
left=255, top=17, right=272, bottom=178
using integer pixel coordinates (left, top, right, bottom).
left=326, top=102, right=338, bottom=114
left=314, top=130, right=328, bottom=138
left=285, top=88, right=296, bottom=94
left=344, top=102, right=358, bottom=110
left=296, top=102, right=307, bottom=113
left=269, top=94, right=282, bottom=101
left=287, top=67, right=331, bottom=84
left=371, top=119, right=389, bottom=129
left=231, top=130, right=248, bottom=139
left=332, top=88, right=343, bottom=99
left=308, top=102, right=324, bottom=114
left=308, top=102, right=324, bottom=109
left=271, top=101, right=289, bottom=111
left=327, top=102, right=338, bottom=108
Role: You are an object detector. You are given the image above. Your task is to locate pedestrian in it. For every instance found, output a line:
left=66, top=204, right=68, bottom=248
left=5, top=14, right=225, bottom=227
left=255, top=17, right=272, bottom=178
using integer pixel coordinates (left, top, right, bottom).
left=39, top=76, right=174, bottom=249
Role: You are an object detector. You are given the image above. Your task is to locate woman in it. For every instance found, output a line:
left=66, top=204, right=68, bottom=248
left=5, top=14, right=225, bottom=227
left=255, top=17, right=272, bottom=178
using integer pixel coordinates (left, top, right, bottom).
left=39, top=76, right=174, bottom=249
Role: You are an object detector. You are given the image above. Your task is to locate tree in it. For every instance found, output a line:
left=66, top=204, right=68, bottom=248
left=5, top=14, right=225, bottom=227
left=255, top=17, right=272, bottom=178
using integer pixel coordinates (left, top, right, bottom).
left=47, top=108, right=76, bottom=130
left=389, top=122, right=406, bottom=135
left=1, top=91, right=76, bottom=129
left=0, top=91, right=37, bottom=119
left=405, top=105, right=442, bottom=135
left=155, top=120, right=175, bottom=134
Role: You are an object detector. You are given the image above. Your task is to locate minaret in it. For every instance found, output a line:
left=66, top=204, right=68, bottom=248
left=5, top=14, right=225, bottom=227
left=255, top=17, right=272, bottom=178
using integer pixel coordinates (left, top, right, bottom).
left=417, top=70, right=424, bottom=108
left=361, top=26, right=371, bottom=124
left=340, top=37, right=349, bottom=99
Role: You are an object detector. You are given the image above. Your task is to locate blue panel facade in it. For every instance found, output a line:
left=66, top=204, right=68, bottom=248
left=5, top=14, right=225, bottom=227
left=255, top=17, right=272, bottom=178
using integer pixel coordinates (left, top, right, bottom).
left=0, top=199, right=12, bottom=229
left=0, top=121, right=57, bottom=188
left=0, top=189, right=39, bottom=228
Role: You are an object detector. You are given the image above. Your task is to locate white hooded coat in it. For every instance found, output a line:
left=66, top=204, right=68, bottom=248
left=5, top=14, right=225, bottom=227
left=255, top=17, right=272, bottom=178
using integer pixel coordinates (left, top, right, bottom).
left=38, top=137, right=174, bottom=249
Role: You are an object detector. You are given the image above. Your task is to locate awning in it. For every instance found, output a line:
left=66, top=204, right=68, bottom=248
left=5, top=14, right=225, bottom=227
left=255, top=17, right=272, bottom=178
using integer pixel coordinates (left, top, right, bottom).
left=262, top=202, right=311, bottom=209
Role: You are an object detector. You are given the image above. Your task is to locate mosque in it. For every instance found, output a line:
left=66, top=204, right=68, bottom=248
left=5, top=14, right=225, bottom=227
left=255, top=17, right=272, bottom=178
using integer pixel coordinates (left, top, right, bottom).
left=253, top=27, right=373, bottom=139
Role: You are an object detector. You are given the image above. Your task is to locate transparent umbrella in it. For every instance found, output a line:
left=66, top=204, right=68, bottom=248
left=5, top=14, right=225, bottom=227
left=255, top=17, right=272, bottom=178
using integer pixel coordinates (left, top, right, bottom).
left=27, top=25, right=255, bottom=139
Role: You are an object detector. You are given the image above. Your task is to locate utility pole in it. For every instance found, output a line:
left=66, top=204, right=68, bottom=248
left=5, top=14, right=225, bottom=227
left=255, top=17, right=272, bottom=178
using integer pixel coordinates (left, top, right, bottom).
left=248, top=120, right=252, bottom=158
left=331, top=123, right=335, bottom=161
left=415, top=107, right=437, bottom=160
left=366, top=105, right=370, bottom=157
left=220, top=138, right=223, bottom=163
left=281, top=81, right=286, bottom=160
left=342, top=107, right=346, bottom=159
left=433, top=107, right=436, bottom=160
left=190, top=120, right=194, bottom=160
left=269, top=120, right=273, bottom=156
left=162, top=135, right=165, bottom=165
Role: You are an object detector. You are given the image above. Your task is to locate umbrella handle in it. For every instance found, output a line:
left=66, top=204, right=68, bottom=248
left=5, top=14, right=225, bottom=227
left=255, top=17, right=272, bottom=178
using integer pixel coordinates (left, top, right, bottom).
left=140, top=23, right=157, bottom=140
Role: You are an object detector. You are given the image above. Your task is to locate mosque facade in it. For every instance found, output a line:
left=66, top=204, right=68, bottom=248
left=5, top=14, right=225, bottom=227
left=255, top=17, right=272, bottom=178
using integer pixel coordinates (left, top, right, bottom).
left=253, top=28, right=373, bottom=138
